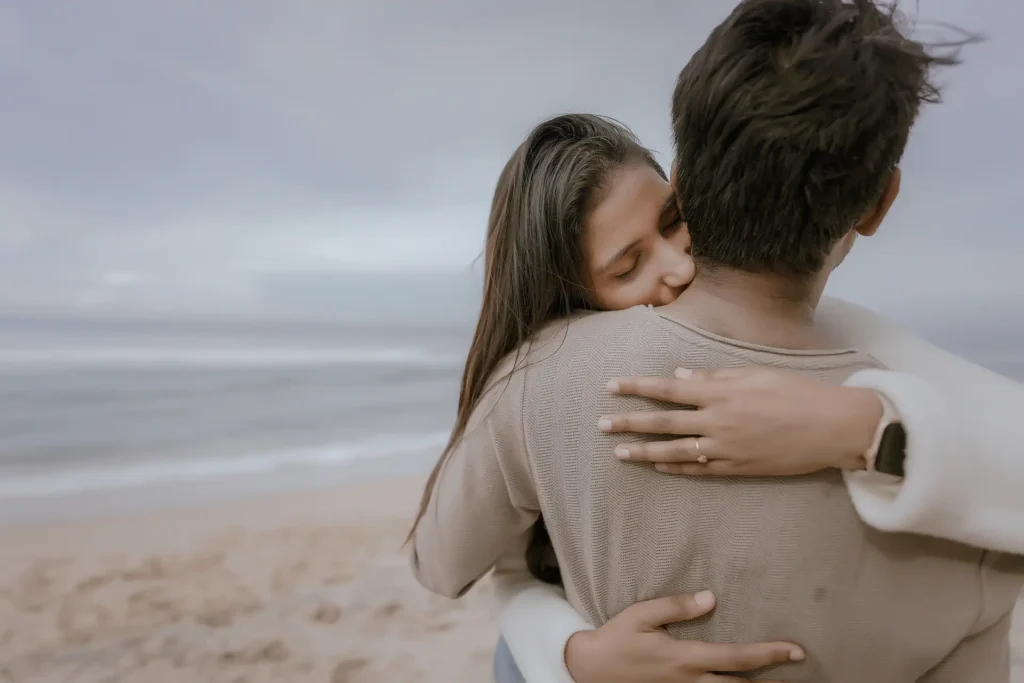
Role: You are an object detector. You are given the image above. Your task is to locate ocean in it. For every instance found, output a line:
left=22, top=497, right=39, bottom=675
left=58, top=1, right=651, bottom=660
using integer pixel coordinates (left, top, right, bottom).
left=0, top=316, right=469, bottom=513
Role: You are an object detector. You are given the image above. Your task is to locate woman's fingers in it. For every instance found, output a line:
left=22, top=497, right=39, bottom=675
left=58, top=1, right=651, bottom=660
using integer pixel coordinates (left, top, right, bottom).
left=599, top=410, right=701, bottom=435
left=566, top=592, right=804, bottom=683
left=613, top=437, right=719, bottom=463
left=678, top=366, right=752, bottom=382
left=615, top=591, right=717, bottom=629
left=607, top=365, right=883, bottom=476
left=606, top=375, right=712, bottom=406
left=685, top=640, right=804, bottom=672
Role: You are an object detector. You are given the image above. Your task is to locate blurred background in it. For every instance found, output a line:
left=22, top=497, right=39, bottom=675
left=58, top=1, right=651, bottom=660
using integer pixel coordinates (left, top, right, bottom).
left=0, top=0, right=1021, bottom=515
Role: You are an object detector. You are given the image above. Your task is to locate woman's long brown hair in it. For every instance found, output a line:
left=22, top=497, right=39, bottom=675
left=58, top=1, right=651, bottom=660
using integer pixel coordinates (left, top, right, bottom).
left=406, top=115, right=664, bottom=580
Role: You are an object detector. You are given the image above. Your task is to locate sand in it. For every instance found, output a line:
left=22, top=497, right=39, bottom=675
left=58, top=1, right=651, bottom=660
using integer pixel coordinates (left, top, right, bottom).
left=0, top=477, right=497, bottom=683
left=1, top=476, right=1021, bottom=683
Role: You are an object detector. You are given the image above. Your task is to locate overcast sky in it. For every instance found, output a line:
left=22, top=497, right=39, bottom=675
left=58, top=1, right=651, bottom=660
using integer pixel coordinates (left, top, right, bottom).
left=0, top=0, right=1021, bottom=325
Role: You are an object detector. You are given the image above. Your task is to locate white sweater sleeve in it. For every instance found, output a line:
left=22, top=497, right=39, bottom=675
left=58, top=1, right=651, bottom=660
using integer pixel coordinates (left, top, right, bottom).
left=815, top=296, right=1024, bottom=554
left=492, top=559, right=589, bottom=683
left=497, top=296, right=1024, bottom=682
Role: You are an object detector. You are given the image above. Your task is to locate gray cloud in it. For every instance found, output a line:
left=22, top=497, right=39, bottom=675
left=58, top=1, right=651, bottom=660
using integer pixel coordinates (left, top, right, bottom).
left=0, top=0, right=1020, bottom=321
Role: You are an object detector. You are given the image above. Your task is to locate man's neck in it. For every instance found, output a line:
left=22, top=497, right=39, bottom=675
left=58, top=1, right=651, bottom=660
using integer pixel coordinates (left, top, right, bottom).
left=661, top=266, right=833, bottom=350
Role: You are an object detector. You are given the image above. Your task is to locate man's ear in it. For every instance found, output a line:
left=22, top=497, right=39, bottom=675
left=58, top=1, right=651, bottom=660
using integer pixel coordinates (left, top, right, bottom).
left=856, top=168, right=901, bottom=237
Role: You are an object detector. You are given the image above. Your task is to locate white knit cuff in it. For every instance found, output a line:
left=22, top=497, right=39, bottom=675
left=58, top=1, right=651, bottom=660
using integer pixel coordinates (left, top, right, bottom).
left=842, top=369, right=971, bottom=539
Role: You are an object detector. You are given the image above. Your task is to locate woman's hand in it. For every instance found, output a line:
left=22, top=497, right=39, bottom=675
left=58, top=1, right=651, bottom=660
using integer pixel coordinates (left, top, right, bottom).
left=564, top=591, right=803, bottom=683
left=598, top=366, right=883, bottom=476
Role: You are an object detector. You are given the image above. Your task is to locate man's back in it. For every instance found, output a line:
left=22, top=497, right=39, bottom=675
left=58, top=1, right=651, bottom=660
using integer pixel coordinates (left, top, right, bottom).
left=521, top=305, right=1021, bottom=682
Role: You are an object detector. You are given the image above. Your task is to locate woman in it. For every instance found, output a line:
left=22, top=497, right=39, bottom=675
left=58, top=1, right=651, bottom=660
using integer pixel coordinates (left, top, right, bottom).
left=407, top=114, right=1024, bottom=682
left=408, top=112, right=694, bottom=548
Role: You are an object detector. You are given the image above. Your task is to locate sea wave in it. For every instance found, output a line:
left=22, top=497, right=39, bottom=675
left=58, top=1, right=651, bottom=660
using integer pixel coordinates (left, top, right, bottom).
left=0, top=430, right=451, bottom=498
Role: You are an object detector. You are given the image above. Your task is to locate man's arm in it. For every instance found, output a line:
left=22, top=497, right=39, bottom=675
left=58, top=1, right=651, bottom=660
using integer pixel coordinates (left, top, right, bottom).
left=818, top=296, right=1024, bottom=553
left=410, top=369, right=540, bottom=599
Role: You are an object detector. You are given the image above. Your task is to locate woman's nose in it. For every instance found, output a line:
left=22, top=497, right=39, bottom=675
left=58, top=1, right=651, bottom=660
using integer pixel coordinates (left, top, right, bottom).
left=659, top=250, right=694, bottom=289
left=663, top=272, right=687, bottom=288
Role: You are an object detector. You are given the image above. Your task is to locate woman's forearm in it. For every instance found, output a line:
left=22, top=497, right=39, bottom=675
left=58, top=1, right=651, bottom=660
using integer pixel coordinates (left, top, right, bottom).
left=819, top=296, right=1024, bottom=553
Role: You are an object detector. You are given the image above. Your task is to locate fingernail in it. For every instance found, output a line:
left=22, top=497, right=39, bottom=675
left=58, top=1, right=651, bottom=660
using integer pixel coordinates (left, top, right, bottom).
left=606, top=379, right=620, bottom=392
left=614, top=446, right=630, bottom=459
left=597, top=418, right=612, bottom=432
left=694, top=590, right=715, bottom=608
left=789, top=647, right=806, bottom=661
left=674, top=367, right=692, bottom=378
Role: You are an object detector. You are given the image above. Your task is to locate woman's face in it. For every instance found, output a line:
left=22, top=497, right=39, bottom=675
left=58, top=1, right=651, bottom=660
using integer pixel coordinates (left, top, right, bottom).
left=582, top=164, right=694, bottom=310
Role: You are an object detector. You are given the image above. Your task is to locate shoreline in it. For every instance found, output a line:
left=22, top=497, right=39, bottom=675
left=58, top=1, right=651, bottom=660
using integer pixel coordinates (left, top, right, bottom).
left=0, top=448, right=438, bottom=528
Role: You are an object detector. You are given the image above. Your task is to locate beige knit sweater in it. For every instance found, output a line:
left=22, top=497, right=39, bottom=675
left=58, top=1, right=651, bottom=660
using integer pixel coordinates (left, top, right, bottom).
left=411, top=305, right=1023, bottom=682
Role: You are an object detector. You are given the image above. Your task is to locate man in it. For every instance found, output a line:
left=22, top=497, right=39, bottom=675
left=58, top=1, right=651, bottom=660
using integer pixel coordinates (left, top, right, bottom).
left=413, top=1, right=1023, bottom=680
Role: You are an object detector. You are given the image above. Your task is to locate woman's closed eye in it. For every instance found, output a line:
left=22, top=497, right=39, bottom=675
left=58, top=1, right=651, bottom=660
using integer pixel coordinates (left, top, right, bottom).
left=660, top=218, right=684, bottom=237
left=659, top=204, right=684, bottom=236
left=614, top=257, right=641, bottom=280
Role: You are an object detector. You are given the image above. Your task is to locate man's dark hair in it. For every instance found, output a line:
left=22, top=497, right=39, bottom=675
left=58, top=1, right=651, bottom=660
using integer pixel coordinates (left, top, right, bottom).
left=671, top=0, right=976, bottom=276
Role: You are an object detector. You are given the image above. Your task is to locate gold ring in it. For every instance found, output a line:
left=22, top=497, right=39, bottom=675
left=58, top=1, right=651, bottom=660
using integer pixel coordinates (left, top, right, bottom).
left=695, top=437, right=708, bottom=464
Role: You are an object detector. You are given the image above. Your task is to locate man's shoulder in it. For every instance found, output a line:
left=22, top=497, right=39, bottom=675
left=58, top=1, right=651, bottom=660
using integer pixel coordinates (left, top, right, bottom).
left=479, top=307, right=670, bottom=417
left=536, top=305, right=667, bottom=346
left=508, top=306, right=688, bottom=405
left=527, top=305, right=670, bottom=363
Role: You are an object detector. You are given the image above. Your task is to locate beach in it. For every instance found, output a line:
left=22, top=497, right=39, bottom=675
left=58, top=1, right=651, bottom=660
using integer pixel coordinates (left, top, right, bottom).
left=0, top=476, right=499, bottom=683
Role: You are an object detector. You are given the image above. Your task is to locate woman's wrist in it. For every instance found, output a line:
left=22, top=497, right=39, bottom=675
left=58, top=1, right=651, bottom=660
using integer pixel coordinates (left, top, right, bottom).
left=834, top=387, right=885, bottom=471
